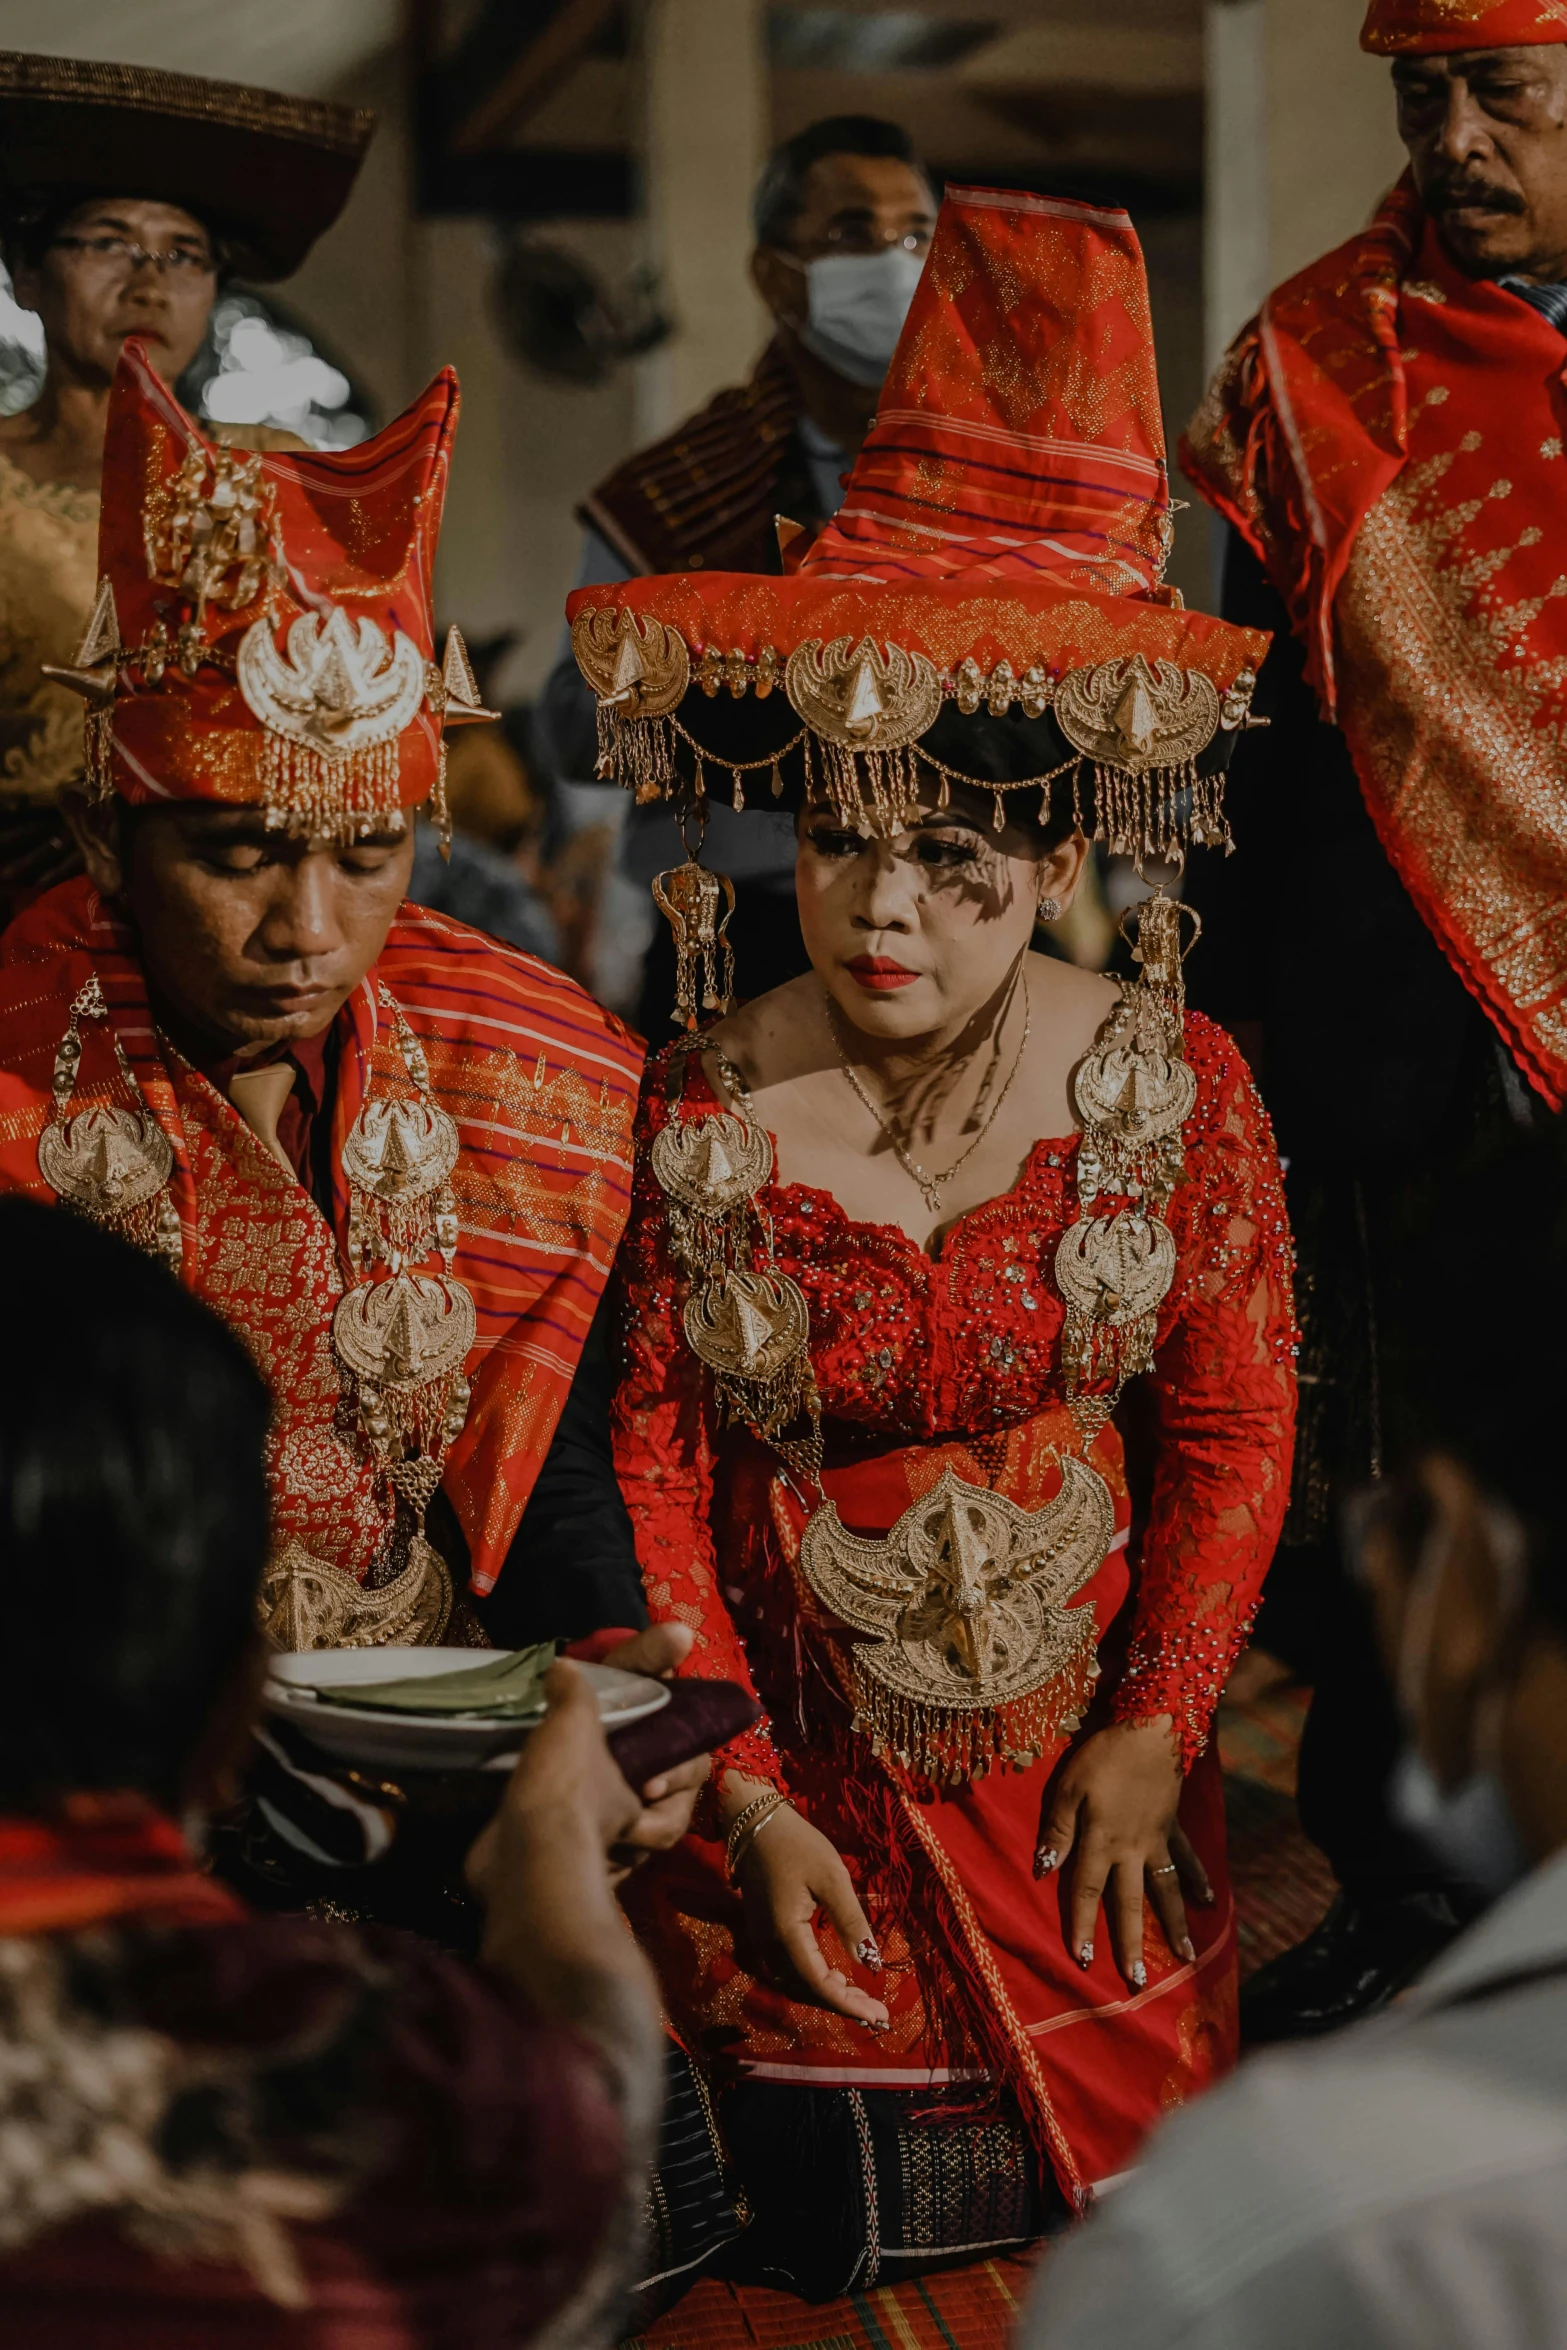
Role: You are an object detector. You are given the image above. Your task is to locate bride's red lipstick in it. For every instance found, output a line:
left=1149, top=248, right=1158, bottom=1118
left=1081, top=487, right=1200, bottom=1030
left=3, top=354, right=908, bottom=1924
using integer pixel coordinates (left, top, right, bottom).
left=845, top=955, right=920, bottom=992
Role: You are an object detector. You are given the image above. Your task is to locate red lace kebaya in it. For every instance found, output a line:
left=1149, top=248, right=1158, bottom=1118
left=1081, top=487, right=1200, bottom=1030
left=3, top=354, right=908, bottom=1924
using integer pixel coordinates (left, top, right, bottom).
left=613, top=1010, right=1297, bottom=2200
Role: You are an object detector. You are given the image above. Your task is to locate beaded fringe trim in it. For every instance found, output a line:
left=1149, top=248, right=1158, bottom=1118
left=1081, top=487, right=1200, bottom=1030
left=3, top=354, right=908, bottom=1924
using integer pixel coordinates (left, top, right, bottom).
left=596, top=708, right=1233, bottom=859
left=259, top=734, right=403, bottom=842
left=847, top=1640, right=1100, bottom=1790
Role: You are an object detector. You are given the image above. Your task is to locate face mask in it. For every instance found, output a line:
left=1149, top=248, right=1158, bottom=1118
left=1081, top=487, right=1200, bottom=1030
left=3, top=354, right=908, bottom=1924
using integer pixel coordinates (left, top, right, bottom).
left=791, top=248, right=926, bottom=387
left=1378, top=1491, right=1532, bottom=1901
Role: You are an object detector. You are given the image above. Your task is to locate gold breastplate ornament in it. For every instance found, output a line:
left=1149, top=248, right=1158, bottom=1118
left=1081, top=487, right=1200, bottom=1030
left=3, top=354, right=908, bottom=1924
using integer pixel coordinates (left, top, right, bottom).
left=38, top=974, right=475, bottom=1651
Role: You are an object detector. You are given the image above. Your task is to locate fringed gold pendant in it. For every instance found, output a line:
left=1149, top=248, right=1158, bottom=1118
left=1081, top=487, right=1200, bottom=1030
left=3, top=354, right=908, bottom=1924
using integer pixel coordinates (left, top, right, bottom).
left=798, top=1461, right=1115, bottom=1787
left=1053, top=893, right=1199, bottom=1407
left=652, top=853, right=737, bottom=1030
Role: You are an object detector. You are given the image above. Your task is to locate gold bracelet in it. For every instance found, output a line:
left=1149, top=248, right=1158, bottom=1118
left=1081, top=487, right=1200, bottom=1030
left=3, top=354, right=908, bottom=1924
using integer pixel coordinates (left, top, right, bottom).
left=724, top=1790, right=788, bottom=1878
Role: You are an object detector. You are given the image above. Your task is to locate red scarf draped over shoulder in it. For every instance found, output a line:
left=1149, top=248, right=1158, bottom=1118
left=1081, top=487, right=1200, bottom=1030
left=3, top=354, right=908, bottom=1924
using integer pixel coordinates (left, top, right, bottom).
left=1182, top=179, right=1567, bottom=1107
left=0, top=880, right=642, bottom=1594
left=0, top=1795, right=239, bottom=1939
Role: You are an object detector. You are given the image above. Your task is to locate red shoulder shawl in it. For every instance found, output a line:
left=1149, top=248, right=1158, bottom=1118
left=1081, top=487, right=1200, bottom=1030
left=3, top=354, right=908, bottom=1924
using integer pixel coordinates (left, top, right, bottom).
left=1182, top=181, right=1567, bottom=1106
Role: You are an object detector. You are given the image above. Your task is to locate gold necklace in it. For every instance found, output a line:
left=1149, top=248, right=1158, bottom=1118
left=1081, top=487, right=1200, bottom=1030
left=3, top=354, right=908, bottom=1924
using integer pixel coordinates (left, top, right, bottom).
left=826, top=964, right=1031, bottom=1215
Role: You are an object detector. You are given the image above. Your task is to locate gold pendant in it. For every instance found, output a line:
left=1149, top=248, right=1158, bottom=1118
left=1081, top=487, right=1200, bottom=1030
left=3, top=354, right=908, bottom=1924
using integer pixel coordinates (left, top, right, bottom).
left=38, top=1103, right=173, bottom=1214
left=651, top=1110, right=774, bottom=1215
left=652, top=855, right=736, bottom=1031
left=684, top=1267, right=809, bottom=1383
left=571, top=605, right=691, bottom=718
left=1073, top=1038, right=1196, bottom=1146
left=1054, top=1209, right=1176, bottom=1330
left=785, top=635, right=942, bottom=753
left=332, top=1268, right=477, bottom=1390
left=341, top=1094, right=460, bottom=1202
left=258, top=1534, right=453, bottom=1651
left=1054, top=653, right=1221, bottom=774
left=799, top=1460, right=1113, bottom=1714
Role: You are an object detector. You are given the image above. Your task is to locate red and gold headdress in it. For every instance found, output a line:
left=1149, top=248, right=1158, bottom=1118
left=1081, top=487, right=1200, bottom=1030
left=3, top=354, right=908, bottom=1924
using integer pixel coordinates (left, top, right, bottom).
left=570, top=186, right=1268, bottom=859
left=49, top=341, right=492, bottom=843
left=1362, top=0, right=1567, bottom=49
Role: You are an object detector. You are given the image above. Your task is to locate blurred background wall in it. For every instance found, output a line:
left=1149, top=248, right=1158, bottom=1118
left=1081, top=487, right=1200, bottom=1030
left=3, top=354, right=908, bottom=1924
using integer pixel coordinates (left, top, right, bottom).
left=0, top=0, right=1412, bottom=686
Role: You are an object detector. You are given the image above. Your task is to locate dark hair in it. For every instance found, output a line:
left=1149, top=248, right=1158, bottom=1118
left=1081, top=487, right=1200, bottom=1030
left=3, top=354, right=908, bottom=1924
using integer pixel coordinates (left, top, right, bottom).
left=1385, top=1114, right=1567, bottom=1645
left=752, top=115, right=932, bottom=250
left=0, top=1199, right=270, bottom=1809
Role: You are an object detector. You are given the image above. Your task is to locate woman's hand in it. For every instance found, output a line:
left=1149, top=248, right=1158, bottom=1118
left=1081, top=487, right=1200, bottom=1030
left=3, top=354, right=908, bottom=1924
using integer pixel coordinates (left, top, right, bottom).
left=1034, top=1717, right=1212, bottom=1987
left=723, top=1775, right=890, bottom=2030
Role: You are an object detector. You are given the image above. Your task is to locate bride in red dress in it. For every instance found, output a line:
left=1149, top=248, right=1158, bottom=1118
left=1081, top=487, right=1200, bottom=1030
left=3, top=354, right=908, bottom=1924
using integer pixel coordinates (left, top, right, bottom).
left=572, top=185, right=1297, bottom=2295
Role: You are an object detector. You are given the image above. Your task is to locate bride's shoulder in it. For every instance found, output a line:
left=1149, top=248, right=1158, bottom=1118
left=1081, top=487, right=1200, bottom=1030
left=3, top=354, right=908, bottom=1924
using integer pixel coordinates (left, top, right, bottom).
left=1024, top=951, right=1120, bottom=1047
left=705, top=974, right=821, bottom=1089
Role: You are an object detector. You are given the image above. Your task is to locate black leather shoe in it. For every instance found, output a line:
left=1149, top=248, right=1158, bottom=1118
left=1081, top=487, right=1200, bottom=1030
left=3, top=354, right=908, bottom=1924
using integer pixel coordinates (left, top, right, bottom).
left=1240, top=1889, right=1475, bottom=2045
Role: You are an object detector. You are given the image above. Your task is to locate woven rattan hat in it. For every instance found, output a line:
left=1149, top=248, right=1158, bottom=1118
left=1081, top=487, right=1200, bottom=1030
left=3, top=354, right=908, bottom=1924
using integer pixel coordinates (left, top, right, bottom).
left=0, top=51, right=374, bottom=283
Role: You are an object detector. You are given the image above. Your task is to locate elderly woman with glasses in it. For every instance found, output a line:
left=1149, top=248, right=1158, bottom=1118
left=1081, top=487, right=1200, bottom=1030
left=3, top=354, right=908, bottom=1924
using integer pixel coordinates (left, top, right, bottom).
left=0, top=50, right=372, bottom=921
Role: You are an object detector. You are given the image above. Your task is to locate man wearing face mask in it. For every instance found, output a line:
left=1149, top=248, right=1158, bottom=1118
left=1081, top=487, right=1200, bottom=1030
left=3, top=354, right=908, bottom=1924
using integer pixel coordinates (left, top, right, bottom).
left=1018, top=1116, right=1567, bottom=2350
left=1180, top=0, right=1567, bottom=2040
left=536, top=117, right=935, bottom=1028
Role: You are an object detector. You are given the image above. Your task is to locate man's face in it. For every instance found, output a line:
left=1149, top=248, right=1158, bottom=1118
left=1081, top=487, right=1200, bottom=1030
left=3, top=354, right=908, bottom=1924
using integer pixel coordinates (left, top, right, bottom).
left=753, top=152, right=937, bottom=333
left=11, top=197, right=219, bottom=388
left=72, top=800, right=415, bottom=1053
left=1396, top=44, right=1567, bottom=278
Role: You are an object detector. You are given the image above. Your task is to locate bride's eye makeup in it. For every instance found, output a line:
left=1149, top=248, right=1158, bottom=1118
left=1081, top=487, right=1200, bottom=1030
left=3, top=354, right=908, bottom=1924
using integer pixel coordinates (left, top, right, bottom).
left=909, top=828, right=984, bottom=871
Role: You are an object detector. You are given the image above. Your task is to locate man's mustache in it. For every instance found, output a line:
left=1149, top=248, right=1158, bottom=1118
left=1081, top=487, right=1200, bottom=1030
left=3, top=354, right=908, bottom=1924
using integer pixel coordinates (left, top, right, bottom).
left=1430, top=177, right=1527, bottom=217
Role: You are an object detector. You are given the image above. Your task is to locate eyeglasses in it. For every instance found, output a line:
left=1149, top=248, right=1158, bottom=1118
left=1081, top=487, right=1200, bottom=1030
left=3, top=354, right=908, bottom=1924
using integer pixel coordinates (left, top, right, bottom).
left=795, top=225, right=934, bottom=261
left=50, top=234, right=216, bottom=279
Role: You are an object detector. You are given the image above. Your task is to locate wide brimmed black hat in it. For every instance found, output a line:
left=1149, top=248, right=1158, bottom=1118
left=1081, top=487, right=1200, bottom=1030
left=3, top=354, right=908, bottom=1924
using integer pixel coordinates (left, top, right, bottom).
left=0, top=52, right=374, bottom=283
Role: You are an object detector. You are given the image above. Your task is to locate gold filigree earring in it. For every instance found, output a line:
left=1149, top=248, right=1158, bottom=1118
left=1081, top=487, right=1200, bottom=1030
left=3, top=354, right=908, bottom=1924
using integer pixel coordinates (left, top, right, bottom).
left=652, top=805, right=736, bottom=1031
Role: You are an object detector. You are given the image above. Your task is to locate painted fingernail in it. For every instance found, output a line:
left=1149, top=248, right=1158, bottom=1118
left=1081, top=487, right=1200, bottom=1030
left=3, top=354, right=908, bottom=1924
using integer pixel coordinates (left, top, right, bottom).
left=1179, top=1939, right=1197, bottom=1964
left=856, top=1938, right=883, bottom=1972
left=1127, top=1961, right=1147, bottom=1990
left=1198, top=1885, right=1216, bottom=1907
left=1077, top=1942, right=1094, bottom=1969
left=1034, top=1847, right=1058, bottom=1879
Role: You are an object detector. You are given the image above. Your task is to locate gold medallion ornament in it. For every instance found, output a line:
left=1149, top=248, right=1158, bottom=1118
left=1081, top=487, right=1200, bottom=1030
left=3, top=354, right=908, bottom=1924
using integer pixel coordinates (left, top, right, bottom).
left=1054, top=894, right=1199, bottom=1407
left=651, top=1044, right=821, bottom=1481
left=257, top=1535, right=454, bottom=1653
left=572, top=606, right=691, bottom=803
left=785, top=635, right=944, bottom=834
left=236, top=606, right=429, bottom=832
left=1055, top=654, right=1228, bottom=863
left=36, top=978, right=183, bottom=1272
left=799, top=1462, right=1113, bottom=1784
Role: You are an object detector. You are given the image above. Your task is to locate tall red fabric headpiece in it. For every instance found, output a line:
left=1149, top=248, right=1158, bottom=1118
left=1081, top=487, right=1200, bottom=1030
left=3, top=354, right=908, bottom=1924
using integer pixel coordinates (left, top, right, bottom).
left=72, top=342, right=463, bottom=837
left=1362, top=0, right=1567, bottom=50
left=804, top=187, right=1172, bottom=598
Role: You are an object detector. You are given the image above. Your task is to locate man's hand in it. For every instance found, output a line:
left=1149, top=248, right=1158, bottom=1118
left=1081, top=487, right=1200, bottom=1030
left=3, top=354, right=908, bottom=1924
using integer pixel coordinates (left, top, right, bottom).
left=599, top=1621, right=711, bottom=1862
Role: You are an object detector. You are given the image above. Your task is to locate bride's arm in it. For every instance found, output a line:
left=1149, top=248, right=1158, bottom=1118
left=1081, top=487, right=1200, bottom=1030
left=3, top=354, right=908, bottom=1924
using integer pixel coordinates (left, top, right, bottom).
left=1111, top=1016, right=1299, bottom=1764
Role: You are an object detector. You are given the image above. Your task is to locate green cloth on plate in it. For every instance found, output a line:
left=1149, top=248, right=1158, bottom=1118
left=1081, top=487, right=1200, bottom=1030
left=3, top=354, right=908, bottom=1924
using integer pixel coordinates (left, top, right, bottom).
left=312, top=1645, right=557, bottom=1718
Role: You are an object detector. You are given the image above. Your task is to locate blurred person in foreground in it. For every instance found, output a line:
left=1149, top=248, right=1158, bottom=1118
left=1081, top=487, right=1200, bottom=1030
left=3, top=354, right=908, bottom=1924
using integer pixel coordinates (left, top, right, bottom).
left=1180, top=0, right=1567, bottom=2036
left=0, top=51, right=373, bottom=923
left=1021, top=1113, right=1567, bottom=2350
left=0, top=1196, right=674, bottom=2347
left=537, top=116, right=937, bottom=1027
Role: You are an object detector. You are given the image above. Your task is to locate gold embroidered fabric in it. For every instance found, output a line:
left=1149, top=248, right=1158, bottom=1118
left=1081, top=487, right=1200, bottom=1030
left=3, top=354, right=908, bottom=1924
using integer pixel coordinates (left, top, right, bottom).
left=0, top=451, right=99, bottom=805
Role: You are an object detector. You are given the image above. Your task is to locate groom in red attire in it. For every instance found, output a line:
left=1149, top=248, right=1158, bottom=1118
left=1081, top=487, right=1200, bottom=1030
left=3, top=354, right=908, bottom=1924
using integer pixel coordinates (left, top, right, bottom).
left=1183, top=0, right=1567, bottom=2039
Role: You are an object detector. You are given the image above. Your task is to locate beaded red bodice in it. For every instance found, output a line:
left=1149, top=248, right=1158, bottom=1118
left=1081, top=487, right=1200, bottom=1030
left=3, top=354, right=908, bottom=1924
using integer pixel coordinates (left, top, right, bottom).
left=612, top=1011, right=1297, bottom=1780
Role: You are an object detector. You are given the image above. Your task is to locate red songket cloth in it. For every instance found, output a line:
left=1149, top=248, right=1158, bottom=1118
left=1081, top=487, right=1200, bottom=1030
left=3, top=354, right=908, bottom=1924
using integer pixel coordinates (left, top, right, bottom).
left=614, top=1021, right=1297, bottom=2205
left=0, top=877, right=641, bottom=1596
left=1361, top=0, right=1567, bottom=49
left=0, top=1793, right=241, bottom=1938
left=1181, top=179, right=1567, bottom=1108
left=0, top=1796, right=628, bottom=2348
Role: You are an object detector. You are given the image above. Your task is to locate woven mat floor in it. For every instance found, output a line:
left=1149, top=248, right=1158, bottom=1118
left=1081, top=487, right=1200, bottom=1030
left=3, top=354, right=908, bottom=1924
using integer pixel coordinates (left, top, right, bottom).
left=632, top=1670, right=1335, bottom=2350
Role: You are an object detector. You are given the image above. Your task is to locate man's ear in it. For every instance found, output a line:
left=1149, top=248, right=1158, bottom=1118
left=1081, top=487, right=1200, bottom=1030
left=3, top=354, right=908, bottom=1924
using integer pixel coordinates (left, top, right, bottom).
left=751, top=245, right=803, bottom=326
left=60, top=788, right=125, bottom=898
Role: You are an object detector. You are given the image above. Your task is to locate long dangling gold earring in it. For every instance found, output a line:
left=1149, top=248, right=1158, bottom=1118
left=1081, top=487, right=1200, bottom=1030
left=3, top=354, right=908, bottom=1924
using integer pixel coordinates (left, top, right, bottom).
left=651, top=803, right=736, bottom=1031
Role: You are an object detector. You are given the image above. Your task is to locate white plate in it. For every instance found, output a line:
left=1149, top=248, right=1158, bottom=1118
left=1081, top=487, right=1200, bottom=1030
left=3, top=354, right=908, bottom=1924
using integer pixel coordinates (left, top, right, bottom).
left=264, top=1647, right=670, bottom=1772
